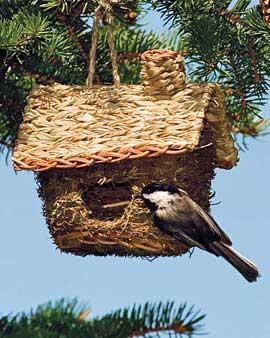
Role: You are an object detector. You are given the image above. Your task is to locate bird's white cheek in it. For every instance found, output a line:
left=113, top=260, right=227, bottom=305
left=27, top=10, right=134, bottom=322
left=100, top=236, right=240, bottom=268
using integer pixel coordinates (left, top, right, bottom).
left=142, top=194, right=150, bottom=200
left=143, top=191, right=174, bottom=208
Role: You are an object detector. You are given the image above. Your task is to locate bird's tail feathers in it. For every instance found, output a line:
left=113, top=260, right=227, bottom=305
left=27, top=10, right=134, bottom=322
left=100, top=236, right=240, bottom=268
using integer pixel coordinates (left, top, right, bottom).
left=209, top=241, right=260, bottom=283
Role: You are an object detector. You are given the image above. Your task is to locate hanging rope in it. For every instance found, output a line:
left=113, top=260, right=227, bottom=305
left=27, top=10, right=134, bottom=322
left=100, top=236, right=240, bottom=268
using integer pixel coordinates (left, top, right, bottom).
left=106, top=12, right=120, bottom=87
left=86, top=1, right=120, bottom=87
left=86, top=6, right=102, bottom=87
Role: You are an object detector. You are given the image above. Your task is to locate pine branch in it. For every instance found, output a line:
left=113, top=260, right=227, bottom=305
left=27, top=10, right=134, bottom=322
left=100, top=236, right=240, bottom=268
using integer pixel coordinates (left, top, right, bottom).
left=77, top=300, right=205, bottom=338
left=32, top=0, right=140, bottom=23
left=0, top=299, right=205, bottom=338
left=227, top=51, right=247, bottom=111
left=130, top=322, right=194, bottom=337
left=31, top=0, right=93, bottom=14
left=23, top=71, right=55, bottom=84
left=56, top=13, right=88, bottom=62
left=150, top=0, right=270, bottom=140
left=0, top=2, right=181, bottom=153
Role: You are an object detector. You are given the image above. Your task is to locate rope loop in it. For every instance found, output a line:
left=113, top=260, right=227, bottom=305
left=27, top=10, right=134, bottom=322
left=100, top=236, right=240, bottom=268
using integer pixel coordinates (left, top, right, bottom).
left=86, top=0, right=120, bottom=87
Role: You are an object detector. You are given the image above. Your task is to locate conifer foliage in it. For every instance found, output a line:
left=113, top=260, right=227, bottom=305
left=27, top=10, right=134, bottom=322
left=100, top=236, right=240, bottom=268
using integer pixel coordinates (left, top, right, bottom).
left=0, top=298, right=205, bottom=338
left=0, top=0, right=269, bottom=154
left=150, top=0, right=270, bottom=142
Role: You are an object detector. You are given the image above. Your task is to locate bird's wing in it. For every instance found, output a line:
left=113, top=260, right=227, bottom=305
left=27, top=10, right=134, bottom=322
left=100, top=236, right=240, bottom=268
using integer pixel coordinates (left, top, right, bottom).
left=155, top=192, right=232, bottom=248
left=155, top=199, right=208, bottom=250
left=181, top=193, right=232, bottom=246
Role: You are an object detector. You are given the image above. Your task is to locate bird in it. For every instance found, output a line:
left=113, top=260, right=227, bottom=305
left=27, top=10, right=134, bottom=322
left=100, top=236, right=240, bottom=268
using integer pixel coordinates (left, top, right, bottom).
left=141, top=182, right=260, bottom=282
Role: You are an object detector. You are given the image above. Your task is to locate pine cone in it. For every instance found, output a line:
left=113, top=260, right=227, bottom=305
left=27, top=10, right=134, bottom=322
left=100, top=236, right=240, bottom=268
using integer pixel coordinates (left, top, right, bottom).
left=260, top=0, right=270, bottom=26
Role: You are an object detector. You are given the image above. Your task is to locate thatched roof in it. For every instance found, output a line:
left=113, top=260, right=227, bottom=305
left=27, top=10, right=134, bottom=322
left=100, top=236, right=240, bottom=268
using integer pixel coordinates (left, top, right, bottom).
left=13, top=51, right=238, bottom=172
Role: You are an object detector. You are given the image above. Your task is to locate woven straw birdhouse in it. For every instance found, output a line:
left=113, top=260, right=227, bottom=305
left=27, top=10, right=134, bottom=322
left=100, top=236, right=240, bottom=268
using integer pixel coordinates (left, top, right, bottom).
left=13, top=49, right=238, bottom=257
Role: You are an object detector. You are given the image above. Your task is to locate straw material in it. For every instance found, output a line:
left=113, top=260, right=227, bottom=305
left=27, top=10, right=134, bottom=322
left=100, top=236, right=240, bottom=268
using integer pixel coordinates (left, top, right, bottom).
left=12, top=49, right=238, bottom=256
left=37, top=133, right=215, bottom=256
left=13, top=50, right=237, bottom=172
left=86, top=2, right=120, bottom=87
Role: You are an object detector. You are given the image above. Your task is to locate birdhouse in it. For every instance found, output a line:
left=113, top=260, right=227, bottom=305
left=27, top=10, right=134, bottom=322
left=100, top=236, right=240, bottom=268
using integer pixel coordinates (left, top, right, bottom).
left=12, top=50, right=238, bottom=257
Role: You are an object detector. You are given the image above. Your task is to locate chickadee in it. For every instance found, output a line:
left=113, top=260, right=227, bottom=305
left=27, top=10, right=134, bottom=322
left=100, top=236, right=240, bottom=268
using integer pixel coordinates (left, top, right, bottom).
left=141, top=182, right=260, bottom=282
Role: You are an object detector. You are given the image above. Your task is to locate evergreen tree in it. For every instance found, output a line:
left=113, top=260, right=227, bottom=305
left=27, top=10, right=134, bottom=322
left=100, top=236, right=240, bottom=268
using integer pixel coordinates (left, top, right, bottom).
left=0, top=298, right=205, bottom=337
left=150, top=0, right=270, bottom=146
left=0, top=0, right=269, bottom=154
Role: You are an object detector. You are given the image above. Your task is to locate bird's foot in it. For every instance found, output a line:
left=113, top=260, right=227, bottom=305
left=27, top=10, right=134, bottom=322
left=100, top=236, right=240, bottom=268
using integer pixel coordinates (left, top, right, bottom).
left=188, top=247, right=195, bottom=258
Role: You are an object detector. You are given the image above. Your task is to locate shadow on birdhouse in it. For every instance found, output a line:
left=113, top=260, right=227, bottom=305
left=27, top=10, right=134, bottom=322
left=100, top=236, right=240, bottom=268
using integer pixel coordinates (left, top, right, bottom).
left=82, top=182, right=132, bottom=220
left=13, top=50, right=238, bottom=257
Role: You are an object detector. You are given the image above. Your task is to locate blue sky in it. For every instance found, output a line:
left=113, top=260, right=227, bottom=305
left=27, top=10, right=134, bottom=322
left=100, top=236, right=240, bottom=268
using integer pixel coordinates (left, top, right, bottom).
left=1, top=3, right=270, bottom=338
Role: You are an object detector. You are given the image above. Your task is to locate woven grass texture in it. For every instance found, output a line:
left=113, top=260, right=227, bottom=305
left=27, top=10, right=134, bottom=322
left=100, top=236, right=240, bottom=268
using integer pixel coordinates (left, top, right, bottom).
left=12, top=49, right=238, bottom=256
left=37, top=132, right=215, bottom=257
left=13, top=50, right=237, bottom=172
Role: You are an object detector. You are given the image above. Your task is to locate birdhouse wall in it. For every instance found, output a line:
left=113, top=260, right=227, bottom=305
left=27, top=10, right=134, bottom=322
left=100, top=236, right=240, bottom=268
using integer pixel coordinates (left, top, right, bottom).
left=36, top=126, right=215, bottom=257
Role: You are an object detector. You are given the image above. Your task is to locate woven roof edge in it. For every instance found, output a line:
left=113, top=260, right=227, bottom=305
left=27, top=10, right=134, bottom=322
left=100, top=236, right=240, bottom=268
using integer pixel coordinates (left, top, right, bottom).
left=206, top=84, right=238, bottom=169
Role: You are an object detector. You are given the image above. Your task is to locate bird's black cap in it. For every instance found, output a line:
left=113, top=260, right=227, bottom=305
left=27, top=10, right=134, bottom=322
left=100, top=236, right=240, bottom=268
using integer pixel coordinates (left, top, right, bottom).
left=141, top=182, right=179, bottom=196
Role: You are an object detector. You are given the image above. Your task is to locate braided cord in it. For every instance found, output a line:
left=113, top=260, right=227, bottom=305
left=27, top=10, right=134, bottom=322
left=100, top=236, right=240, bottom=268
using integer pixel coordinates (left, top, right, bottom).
left=86, top=1, right=120, bottom=87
